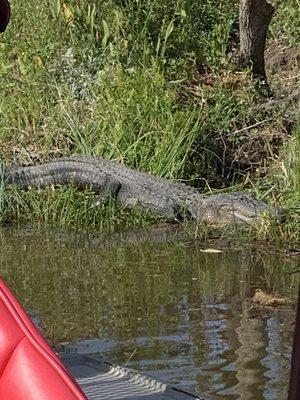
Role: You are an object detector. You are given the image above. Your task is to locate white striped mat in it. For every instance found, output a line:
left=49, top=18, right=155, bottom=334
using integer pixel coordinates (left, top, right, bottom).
left=62, top=355, right=203, bottom=400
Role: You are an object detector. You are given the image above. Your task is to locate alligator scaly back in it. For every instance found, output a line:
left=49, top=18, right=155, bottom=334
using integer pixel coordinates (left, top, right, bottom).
left=2, top=155, right=282, bottom=225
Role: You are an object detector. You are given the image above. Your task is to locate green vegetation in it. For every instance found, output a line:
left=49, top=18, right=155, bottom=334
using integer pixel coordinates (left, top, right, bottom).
left=0, top=0, right=299, bottom=242
left=0, top=184, right=161, bottom=230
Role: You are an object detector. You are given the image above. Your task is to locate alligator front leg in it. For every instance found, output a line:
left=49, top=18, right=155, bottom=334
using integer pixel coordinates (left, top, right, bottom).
left=92, top=177, right=121, bottom=206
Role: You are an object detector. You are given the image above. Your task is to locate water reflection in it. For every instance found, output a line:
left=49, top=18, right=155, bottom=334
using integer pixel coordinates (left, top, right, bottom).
left=0, top=227, right=298, bottom=399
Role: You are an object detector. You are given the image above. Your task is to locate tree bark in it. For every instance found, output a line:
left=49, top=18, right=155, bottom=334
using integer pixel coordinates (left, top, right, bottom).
left=239, top=0, right=274, bottom=81
left=288, top=289, right=300, bottom=400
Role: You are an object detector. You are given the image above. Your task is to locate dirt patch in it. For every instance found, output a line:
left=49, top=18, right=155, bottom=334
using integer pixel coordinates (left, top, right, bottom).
left=229, top=122, right=289, bottom=171
left=222, top=41, right=299, bottom=174
left=265, top=42, right=300, bottom=72
left=265, top=41, right=300, bottom=103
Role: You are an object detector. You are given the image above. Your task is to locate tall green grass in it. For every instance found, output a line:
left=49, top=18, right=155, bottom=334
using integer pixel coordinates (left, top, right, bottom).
left=293, top=126, right=300, bottom=199
left=0, top=0, right=255, bottom=182
left=270, top=0, right=300, bottom=44
left=0, top=185, right=161, bottom=229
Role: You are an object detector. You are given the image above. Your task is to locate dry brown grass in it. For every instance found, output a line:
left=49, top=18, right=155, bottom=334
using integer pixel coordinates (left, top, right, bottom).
left=252, top=289, right=291, bottom=307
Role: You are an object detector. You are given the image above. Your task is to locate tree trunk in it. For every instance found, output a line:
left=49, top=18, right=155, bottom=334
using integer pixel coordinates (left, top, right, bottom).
left=239, top=0, right=274, bottom=81
left=0, top=0, right=10, bottom=33
left=288, top=290, right=300, bottom=400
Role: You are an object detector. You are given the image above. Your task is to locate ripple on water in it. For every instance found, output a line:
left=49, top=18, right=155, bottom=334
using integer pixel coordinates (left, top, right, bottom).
left=0, top=227, right=297, bottom=399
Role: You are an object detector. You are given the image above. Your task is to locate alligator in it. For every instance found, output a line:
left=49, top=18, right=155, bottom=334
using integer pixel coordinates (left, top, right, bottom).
left=2, top=155, right=282, bottom=225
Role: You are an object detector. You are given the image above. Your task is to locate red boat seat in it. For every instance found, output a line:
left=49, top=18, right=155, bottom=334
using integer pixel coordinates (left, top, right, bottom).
left=0, top=278, right=87, bottom=400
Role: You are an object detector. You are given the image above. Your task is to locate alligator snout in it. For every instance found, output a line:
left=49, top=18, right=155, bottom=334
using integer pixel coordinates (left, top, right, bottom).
left=197, top=191, right=284, bottom=225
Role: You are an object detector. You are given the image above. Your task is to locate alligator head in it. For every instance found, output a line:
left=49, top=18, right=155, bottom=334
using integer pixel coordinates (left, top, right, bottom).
left=195, top=191, right=283, bottom=225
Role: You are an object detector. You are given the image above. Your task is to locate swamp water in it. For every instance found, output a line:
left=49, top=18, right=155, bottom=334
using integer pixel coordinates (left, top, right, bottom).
left=0, top=227, right=299, bottom=400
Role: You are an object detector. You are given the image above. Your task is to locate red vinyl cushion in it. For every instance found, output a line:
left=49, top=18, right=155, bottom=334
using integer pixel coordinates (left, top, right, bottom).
left=0, top=278, right=87, bottom=400
left=0, top=0, right=10, bottom=33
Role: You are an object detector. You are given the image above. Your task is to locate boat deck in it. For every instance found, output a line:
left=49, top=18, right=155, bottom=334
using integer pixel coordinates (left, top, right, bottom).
left=63, top=355, right=203, bottom=400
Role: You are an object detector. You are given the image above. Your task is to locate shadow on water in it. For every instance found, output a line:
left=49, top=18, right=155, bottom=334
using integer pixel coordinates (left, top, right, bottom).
left=0, top=226, right=299, bottom=399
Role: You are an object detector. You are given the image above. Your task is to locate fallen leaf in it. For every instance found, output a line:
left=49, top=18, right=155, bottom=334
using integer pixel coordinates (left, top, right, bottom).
left=63, top=3, right=74, bottom=21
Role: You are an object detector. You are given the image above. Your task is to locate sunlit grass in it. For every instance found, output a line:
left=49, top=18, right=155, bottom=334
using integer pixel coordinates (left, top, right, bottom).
left=0, top=185, right=161, bottom=230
